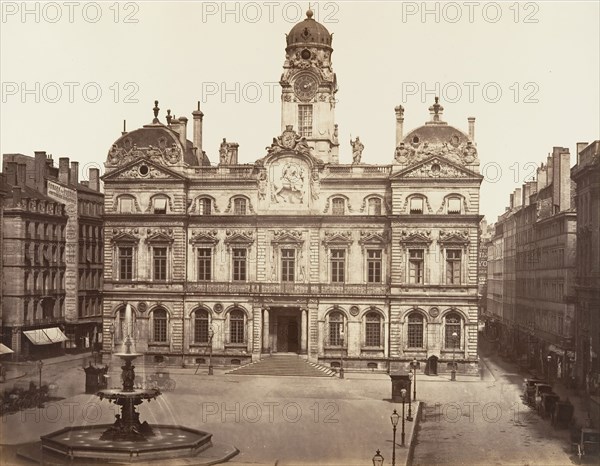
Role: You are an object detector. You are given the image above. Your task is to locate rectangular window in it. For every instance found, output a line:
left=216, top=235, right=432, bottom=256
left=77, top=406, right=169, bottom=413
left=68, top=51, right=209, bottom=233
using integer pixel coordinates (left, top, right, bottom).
left=153, top=247, right=167, bottom=281
left=197, top=248, right=212, bottom=281
left=199, top=198, right=212, bottom=215
left=408, top=249, right=424, bottom=284
left=232, top=248, right=247, bottom=282
left=410, top=197, right=423, bottom=214
left=367, top=249, right=382, bottom=283
left=330, top=249, right=345, bottom=283
left=153, top=312, right=168, bottom=343
left=153, top=198, right=167, bottom=214
left=118, top=247, right=133, bottom=280
left=446, top=249, right=461, bottom=284
left=234, top=198, right=247, bottom=215
left=447, top=198, right=461, bottom=214
left=332, top=198, right=345, bottom=216
left=281, top=249, right=295, bottom=282
left=298, top=104, right=313, bottom=137
left=119, top=197, right=134, bottom=213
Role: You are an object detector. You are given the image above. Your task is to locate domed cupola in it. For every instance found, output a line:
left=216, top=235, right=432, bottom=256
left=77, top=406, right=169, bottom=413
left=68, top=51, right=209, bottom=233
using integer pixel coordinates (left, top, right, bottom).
left=286, top=9, right=332, bottom=48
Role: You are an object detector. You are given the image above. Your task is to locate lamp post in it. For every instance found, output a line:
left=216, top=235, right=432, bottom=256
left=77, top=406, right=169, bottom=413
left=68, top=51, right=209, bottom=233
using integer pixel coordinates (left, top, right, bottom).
left=390, top=409, right=400, bottom=466
left=411, top=358, right=418, bottom=401
left=37, top=360, right=44, bottom=407
left=451, top=331, right=458, bottom=381
left=372, top=448, right=384, bottom=466
left=547, top=354, right=552, bottom=383
left=406, top=373, right=413, bottom=421
left=400, top=389, right=407, bottom=447
left=208, top=325, right=214, bottom=376
left=339, top=328, right=345, bottom=379
left=109, top=323, right=115, bottom=354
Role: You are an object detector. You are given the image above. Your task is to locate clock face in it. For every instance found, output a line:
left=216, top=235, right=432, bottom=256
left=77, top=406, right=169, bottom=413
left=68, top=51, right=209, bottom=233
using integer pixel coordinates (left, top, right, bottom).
left=293, top=74, right=318, bottom=102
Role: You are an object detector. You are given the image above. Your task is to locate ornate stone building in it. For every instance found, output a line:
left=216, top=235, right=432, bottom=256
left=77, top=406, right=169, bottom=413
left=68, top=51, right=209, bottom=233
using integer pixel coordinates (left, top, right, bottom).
left=101, top=11, right=483, bottom=374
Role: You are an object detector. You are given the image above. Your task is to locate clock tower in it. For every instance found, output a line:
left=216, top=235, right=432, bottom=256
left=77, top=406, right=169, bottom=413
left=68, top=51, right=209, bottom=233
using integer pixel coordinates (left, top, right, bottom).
left=281, top=10, right=339, bottom=163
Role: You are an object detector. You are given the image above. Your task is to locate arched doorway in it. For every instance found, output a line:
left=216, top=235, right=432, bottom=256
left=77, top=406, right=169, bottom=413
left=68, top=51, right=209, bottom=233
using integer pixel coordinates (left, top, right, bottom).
left=425, top=355, right=438, bottom=376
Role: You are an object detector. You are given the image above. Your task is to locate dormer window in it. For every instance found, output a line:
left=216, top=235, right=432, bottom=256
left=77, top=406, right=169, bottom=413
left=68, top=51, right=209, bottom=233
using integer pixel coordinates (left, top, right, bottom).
left=409, top=197, right=424, bottom=214
left=332, top=197, right=345, bottom=215
left=368, top=198, right=382, bottom=215
left=199, top=198, right=212, bottom=215
left=447, top=197, right=461, bottom=214
left=153, top=197, right=167, bottom=214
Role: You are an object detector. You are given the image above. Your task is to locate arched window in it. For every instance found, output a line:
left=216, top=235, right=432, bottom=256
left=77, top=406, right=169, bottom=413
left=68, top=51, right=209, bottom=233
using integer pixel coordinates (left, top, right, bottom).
left=407, top=313, right=424, bottom=348
left=153, top=308, right=168, bottom=343
left=444, top=312, right=462, bottom=349
left=409, top=196, right=424, bottom=214
left=368, top=198, right=382, bottom=215
left=118, top=195, right=135, bottom=213
left=230, top=310, right=245, bottom=343
left=194, top=309, right=210, bottom=343
left=152, top=196, right=168, bottom=214
left=233, top=198, right=247, bottom=215
left=447, top=196, right=462, bottom=214
left=365, top=312, right=382, bottom=347
left=328, top=311, right=344, bottom=346
left=332, top=198, right=345, bottom=216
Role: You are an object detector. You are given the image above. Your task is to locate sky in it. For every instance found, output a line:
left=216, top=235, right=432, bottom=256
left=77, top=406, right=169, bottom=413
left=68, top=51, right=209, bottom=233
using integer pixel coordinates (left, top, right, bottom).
left=1, top=1, right=599, bottom=222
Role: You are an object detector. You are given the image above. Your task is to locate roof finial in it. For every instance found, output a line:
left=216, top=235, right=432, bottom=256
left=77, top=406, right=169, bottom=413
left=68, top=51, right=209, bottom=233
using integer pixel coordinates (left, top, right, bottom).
left=433, top=97, right=440, bottom=115
left=306, top=8, right=313, bottom=19
left=152, top=100, right=160, bottom=123
left=166, top=109, right=172, bottom=125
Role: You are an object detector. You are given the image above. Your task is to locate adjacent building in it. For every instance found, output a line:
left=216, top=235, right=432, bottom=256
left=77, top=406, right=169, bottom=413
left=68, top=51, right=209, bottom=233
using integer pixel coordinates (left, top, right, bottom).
left=571, top=140, right=600, bottom=396
left=1, top=152, right=103, bottom=359
left=101, top=11, right=483, bottom=374
left=484, top=148, right=577, bottom=381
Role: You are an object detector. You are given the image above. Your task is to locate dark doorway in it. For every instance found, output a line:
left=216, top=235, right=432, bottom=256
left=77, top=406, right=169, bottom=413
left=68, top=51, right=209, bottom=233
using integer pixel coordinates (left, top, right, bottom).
left=425, top=355, right=438, bottom=376
left=287, top=319, right=299, bottom=353
left=273, top=312, right=301, bottom=353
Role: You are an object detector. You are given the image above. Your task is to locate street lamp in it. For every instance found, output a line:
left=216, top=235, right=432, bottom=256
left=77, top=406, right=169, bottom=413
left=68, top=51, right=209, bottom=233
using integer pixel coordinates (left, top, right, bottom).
left=372, top=449, right=384, bottom=466
left=400, top=389, right=407, bottom=447
left=451, top=331, right=458, bottom=381
left=547, top=354, right=552, bottom=383
left=411, top=358, right=418, bottom=401
left=406, top=373, right=413, bottom=422
left=109, top=323, right=115, bottom=353
left=208, top=325, right=215, bottom=376
left=339, top=328, right=345, bottom=379
left=37, top=360, right=44, bottom=407
left=390, top=409, right=400, bottom=466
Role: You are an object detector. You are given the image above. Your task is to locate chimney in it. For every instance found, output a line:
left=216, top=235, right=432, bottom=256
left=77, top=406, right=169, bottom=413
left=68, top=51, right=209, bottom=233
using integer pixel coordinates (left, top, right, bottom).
left=70, top=161, right=79, bottom=186
left=468, top=117, right=476, bottom=141
left=394, top=105, right=404, bottom=147
left=192, top=102, right=204, bottom=159
left=522, top=182, right=531, bottom=206
left=509, top=193, right=514, bottom=210
left=17, top=163, right=26, bottom=186
left=4, top=161, right=18, bottom=186
left=552, top=146, right=571, bottom=211
left=177, top=116, right=188, bottom=148
left=89, top=168, right=100, bottom=192
left=228, top=143, right=239, bottom=165
left=546, top=154, right=553, bottom=186
left=576, top=142, right=588, bottom=164
left=58, top=157, right=70, bottom=185
left=34, top=151, right=47, bottom=192
left=536, top=163, right=547, bottom=191
left=12, top=186, right=22, bottom=204
left=513, top=187, right=522, bottom=208
left=122, top=120, right=127, bottom=136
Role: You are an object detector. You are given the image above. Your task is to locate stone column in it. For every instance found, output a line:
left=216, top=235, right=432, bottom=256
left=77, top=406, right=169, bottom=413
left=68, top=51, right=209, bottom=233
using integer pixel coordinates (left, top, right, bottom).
left=262, top=308, right=270, bottom=352
left=300, top=309, right=308, bottom=354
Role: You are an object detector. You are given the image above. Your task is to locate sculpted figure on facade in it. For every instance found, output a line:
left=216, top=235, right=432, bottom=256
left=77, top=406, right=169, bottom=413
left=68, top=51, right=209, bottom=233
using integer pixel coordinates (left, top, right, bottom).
left=257, top=170, right=268, bottom=200
left=394, top=143, right=414, bottom=164
left=350, top=137, right=364, bottom=164
left=274, top=162, right=305, bottom=204
left=219, top=138, right=230, bottom=165
left=310, top=169, right=321, bottom=200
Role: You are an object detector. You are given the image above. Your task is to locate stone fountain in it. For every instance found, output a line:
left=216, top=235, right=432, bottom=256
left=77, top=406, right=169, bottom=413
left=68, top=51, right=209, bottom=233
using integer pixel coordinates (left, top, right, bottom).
left=36, top=304, right=238, bottom=464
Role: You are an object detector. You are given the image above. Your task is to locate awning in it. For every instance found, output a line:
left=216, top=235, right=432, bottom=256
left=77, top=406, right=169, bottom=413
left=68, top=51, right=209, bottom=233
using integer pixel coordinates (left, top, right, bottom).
left=23, top=328, right=68, bottom=345
left=0, top=343, right=14, bottom=354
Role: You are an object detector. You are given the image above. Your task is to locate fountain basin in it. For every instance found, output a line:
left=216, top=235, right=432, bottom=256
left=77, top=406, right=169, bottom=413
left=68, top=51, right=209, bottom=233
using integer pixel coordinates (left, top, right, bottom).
left=97, top=388, right=161, bottom=401
left=41, top=424, right=213, bottom=463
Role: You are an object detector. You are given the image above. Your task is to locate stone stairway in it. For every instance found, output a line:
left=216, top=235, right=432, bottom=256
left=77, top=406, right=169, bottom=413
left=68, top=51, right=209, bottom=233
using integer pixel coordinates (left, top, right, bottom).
left=228, top=354, right=336, bottom=377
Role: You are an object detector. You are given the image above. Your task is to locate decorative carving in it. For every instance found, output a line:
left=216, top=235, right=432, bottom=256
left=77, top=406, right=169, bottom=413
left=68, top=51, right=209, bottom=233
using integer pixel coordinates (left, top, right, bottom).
left=438, top=230, right=470, bottom=245
left=399, top=230, right=432, bottom=245
left=272, top=161, right=306, bottom=204
left=272, top=230, right=303, bottom=244
left=190, top=230, right=218, bottom=245
left=310, top=169, right=321, bottom=200
left=257, top=170, right=268, bottom=200
left=146, top=228, right=174, bottom=244
left=116, top=164, right=172, bottom=180
left=396, top=140, right=479, bottom=167
left=188, top=196, right=220, bottom=214
left=429, top=307, right=440, bottom=318
left=138, top=302, right=147, bottom=313
left=107, top=141, right=182, bottom=167
left=214, top=303, right=223, bottom=314
left=111, top=228, right=140, bottom=244
left=266, top=125, right=312, bottom=157
left=224, top=229, right=254, bottom=244
left=403, top=159, right=471, bottom=179
left=323, top=231, right=353, bottom=245
left=359, top=230, right=386, bottom=245
left=224, top=197, right=255, bottom=214
left=349, top=306, right=360, bottom=317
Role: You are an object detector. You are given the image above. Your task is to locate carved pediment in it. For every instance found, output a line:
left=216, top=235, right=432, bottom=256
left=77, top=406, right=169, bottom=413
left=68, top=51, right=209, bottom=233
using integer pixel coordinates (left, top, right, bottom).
left=272, top=230, right=304, bottom=245
left=190, top=230, right=218, bottom=245
left=399, top=230, right=432, bottom=245
left=392, top=157, right=481, bottom=180
left=224, top=229, right=254, bottom=244
left=359, top=231, right=387, bottom=245
left=111, top=228, right=140, bottom=244
left=146, top=228, right=174, bottom=244
left=104, top=159, right=186, bottom=181
left=107, top=135, right=183, bottom=168
left=438, top=230, right=470, bottom=245
left=323, top=231, right=353, bottom=245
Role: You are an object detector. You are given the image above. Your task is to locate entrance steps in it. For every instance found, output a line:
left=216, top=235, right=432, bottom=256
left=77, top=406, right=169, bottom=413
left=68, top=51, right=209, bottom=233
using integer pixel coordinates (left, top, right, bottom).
left=228, top=354, right=335, bottom=377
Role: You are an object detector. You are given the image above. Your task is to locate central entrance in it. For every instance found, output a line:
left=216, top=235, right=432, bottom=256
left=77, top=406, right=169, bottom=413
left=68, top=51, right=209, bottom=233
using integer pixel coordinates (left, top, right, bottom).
left=268, top=308, right=301, bottom=354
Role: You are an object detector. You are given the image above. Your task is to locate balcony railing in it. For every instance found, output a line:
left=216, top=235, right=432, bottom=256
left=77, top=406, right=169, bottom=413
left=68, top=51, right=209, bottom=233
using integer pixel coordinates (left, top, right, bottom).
left=184, top=281, right=388, bottom=296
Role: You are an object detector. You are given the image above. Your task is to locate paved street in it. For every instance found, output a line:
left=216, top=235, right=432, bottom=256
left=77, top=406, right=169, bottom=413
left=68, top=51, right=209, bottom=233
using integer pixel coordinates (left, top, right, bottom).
left=0, top=348, right=584, bottom=465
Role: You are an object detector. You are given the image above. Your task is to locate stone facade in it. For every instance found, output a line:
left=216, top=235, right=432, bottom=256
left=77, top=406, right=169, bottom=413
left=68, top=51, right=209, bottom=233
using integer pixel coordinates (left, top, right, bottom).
left=101, top=11, right=482, bottom=374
